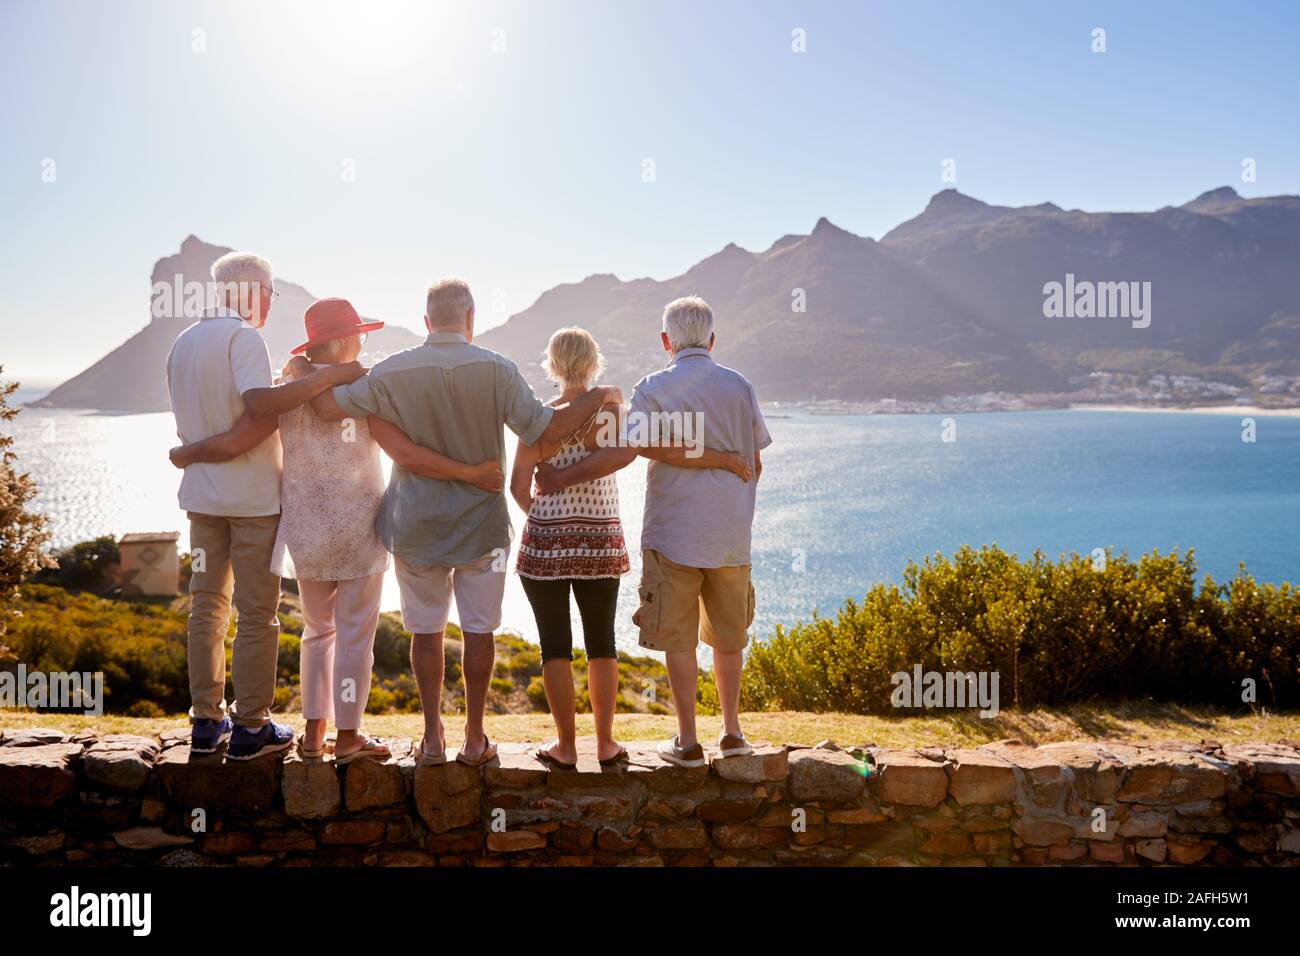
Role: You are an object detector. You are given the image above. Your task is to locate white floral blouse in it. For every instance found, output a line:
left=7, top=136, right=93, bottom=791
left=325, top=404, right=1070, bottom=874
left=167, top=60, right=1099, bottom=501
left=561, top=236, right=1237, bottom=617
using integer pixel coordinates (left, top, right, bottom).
left=269, top=405, right=390, bottom=582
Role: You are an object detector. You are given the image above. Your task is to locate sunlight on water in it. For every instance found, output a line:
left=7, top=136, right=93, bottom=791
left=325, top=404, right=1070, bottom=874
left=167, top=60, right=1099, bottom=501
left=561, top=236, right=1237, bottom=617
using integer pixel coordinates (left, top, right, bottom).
left=6, top=407, right=1300, bottom=656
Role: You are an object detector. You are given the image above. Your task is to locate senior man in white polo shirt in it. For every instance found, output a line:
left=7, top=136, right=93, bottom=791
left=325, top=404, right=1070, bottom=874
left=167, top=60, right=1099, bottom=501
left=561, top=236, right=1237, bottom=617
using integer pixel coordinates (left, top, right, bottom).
left=165, top=251, right=364, bottom=759
left=535, top=295, right=771, bottom=767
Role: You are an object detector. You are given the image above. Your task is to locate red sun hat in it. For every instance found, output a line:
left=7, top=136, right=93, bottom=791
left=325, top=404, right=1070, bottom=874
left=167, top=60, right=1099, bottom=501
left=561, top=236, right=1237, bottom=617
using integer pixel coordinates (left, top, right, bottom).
left=291, top=297, right=384, bottom=355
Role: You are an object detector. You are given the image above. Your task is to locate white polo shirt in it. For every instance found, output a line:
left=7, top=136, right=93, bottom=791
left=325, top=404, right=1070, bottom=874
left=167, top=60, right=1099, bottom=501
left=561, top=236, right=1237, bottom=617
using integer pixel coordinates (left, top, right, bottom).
left=165, top=307, right=282, bottom=517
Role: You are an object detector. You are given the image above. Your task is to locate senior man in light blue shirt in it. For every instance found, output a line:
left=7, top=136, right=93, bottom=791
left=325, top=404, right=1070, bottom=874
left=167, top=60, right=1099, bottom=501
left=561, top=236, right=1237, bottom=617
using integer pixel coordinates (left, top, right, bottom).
left=534, top=295, right=771, bottom=768
left=309, top=278, right=619, bottom=766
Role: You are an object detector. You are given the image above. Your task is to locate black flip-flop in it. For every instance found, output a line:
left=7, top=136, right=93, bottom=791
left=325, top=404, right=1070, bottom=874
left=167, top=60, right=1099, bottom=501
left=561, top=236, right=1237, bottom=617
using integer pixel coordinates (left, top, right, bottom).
left=599, top=747, right=629, bottom=768
left=535, top=745, right=577, bottom=771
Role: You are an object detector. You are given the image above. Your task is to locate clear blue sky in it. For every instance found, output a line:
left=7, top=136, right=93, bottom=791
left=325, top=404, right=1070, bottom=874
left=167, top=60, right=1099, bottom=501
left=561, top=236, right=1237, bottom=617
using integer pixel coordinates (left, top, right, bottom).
left=2, top=0, right=1298, bottom=382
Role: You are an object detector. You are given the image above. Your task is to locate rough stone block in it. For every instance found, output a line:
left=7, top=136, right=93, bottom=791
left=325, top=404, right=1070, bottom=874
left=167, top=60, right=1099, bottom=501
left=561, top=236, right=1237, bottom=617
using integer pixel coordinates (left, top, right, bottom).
left=111, top=826, right=194, bottom=850
left=946, top=749, right=1017, bottom=805
left=82, top=734, right=158, bottom=793
left=0, top=728, right=67, bottom=748
left=789, top=748, right=869, bottom=804
left=414, top=761, right=481, bottom=834
left=487, top=829, right=547, bottom=852
left=1011, top=815, right=1075, bottom=847
left=0, top=742, right=82, bottom=809
left=711, top=747, right=789, bottom=784
left=320, top=819, right=386, bottom=845
left=710, top=824, right=787, bottom=850
left=1223, top=743, right=1300, bottom=796
left=344, top=745, right=408, bottom=811
left=1116, top=750, right=1229, bottom=805
left=282, top=752, right=341, bottom=820
left=980, top=741, right=1067, bottom=806
left=155, top=745, right=280, bottom=813
left=872, top=750, right=947, bottom=808
left=645, top=822, right=708, bottom=849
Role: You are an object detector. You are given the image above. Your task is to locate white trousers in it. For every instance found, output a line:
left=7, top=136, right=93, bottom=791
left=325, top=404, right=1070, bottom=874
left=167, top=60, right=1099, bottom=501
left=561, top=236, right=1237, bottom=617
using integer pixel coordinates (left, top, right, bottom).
left=298, top=572, right=384, bottom=729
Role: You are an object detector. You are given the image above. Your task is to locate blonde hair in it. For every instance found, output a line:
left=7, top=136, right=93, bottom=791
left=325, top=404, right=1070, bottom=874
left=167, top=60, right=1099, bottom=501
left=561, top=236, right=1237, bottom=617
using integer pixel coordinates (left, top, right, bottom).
left=542, top=327, right=604, bottom=389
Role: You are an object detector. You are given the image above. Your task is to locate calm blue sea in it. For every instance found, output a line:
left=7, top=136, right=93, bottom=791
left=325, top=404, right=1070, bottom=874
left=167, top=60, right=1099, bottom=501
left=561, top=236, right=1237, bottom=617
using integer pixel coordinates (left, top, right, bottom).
left=5, top=405, right=1298, bottom=654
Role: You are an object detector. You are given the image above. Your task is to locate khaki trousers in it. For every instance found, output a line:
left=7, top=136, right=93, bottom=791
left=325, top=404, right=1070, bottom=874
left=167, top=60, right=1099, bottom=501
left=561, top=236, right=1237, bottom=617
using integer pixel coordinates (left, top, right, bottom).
left=187, top=512, right=282, bottom=727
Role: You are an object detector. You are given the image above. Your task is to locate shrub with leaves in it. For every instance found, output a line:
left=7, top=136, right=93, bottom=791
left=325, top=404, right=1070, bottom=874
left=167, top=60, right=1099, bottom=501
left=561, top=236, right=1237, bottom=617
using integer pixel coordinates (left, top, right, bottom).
left=0, top=373, right=53, bottom=648
left=741, top=545, right=1300, bottom=713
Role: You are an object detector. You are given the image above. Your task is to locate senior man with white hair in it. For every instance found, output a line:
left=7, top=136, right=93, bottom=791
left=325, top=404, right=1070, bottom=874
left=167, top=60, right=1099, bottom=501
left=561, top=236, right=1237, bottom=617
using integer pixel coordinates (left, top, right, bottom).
left=308, top=277, right=620, bottom=766
left=166, top=251, right=365, bottom=759
left=534, top=295, right=771, bottom=767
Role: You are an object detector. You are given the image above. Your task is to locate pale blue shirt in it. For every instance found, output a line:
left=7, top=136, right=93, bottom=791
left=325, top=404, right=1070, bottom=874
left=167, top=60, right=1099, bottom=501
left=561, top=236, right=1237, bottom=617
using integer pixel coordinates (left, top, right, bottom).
left=332, top=332, right=554, bottom=567
left=629, top=348, right=771, bottom=568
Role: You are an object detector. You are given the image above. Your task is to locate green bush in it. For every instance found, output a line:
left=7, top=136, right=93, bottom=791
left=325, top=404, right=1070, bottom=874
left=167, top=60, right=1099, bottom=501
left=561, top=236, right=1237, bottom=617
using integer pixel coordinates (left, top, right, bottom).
left=36, top=535, right=118, bottom=590
left=489, top=677, right=515, bottom=695
left=526, top=675, right=549, bottom=711
left=372, top=612, right=412, bottom=673
left=7, top=584, right=189, bottom=713
left=741, top=546, right=1300, bottom=713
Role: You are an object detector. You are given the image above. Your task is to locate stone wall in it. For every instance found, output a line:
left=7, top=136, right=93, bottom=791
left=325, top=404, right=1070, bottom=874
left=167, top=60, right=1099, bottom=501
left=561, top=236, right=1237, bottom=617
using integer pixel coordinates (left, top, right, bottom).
left=2, top=727, right=1299, bottom=866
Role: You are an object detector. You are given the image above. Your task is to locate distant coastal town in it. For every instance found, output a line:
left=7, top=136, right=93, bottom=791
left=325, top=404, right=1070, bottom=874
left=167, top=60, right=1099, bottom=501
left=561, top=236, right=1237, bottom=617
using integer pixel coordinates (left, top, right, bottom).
left=778, top=370, right=1300, bottom=416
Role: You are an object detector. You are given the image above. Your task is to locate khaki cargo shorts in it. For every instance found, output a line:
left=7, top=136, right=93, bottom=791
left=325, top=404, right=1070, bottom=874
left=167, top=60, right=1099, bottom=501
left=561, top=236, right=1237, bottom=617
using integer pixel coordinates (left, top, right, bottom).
left=633, top=549, right=755, bottom=653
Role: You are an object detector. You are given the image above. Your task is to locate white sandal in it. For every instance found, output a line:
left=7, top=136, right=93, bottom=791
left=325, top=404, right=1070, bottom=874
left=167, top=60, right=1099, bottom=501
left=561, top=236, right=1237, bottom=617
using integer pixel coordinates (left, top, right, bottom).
left=417, top=735, right=448, bottom=767
left=334, top=735, right=390, bottom=766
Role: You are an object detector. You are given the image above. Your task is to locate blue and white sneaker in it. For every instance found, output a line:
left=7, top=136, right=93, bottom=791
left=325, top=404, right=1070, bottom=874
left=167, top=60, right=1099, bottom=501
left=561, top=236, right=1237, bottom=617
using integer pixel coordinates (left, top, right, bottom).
left=226, top=721, right=295, bottom=761
left=190, top=716, right=233, bottom=754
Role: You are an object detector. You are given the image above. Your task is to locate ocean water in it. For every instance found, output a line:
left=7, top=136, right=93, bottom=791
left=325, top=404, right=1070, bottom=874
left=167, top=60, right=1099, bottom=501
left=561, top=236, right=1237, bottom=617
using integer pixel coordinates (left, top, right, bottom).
left=5, top=406, right=1299, bottom=655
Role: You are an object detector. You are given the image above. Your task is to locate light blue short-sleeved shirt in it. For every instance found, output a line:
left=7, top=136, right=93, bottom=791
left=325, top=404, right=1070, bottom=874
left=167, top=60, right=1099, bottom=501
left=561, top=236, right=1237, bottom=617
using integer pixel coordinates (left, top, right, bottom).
left=629, top=347, right=771, bottom=568
left=332, top=331, right=554, bottom=567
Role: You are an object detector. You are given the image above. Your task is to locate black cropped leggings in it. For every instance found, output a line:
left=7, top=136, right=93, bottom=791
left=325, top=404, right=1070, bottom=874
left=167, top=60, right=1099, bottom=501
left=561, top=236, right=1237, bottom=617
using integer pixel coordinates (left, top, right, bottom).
left=520, top=576, right=621, bottom=663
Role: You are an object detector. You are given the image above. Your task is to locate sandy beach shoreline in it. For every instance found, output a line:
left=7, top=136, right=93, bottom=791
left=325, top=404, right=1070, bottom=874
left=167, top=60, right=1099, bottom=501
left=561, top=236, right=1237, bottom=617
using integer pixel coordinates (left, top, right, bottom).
left=1070, top=403, right=1300, bottom=418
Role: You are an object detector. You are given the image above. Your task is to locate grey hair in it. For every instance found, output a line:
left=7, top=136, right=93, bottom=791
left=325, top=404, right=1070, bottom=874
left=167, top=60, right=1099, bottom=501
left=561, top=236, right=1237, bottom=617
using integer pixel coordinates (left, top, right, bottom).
left=426, top=277, right=475, bottom=329
left=662, top=295, right=714, bottom=351
left=306, top=337, right=348, bottom=362
left=210, top=251, right=273, bottom=313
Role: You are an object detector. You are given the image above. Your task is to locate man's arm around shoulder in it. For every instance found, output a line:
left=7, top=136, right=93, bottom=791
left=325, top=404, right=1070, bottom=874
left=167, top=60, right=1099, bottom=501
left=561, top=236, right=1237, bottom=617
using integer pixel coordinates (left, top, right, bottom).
left=243, top=361, right=364, bottom=419
left=541, top=385, right=623, bottom=444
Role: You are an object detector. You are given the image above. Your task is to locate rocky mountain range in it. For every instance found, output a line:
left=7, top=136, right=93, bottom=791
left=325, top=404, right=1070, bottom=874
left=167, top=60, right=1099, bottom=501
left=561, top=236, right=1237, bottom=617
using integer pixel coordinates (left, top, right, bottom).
left=35, top=187, right=1300, bottom=411
left=34, top=237, right=421, bottom=413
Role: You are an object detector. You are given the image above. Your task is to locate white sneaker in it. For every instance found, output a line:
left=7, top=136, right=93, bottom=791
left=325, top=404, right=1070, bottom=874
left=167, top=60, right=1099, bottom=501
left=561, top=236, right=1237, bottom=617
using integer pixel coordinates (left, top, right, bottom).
left=718, top=732, right=754, bottom=758
left=657, top=735, right=707, bottom=768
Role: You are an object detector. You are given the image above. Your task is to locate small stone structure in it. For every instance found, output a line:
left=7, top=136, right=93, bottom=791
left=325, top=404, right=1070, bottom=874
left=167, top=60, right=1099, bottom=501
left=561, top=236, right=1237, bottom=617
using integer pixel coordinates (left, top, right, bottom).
left=117, top=532, right=181, bottom=596
left=1, top=728, right=1298, bottom=866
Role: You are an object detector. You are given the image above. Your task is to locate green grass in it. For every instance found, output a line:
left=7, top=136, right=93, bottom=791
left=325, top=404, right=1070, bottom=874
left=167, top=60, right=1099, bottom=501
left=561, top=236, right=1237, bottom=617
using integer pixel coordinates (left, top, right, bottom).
left=4, top=702, right=1297, bottom=749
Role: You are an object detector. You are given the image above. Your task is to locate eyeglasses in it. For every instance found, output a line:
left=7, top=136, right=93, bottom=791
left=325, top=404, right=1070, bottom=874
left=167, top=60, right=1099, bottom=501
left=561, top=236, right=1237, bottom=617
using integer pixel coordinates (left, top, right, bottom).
left=359, top=332, right=368, bottom=344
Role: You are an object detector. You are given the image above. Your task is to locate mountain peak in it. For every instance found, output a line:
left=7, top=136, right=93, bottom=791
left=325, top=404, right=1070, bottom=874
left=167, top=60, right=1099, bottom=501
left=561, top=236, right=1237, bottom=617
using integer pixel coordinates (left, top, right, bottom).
left=811, top=217, right=860, bottom=241
left=923, top=189, right=991, bottom=217
left=1184, top=186, right=1241, bottom=210
left=699, top=241, right=753, bottom=261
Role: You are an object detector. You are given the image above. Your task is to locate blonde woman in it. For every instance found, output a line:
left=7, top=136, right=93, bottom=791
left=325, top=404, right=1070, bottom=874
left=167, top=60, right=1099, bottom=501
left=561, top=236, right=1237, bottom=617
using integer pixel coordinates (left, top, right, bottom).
left=510, top=327, right=750, bottom=769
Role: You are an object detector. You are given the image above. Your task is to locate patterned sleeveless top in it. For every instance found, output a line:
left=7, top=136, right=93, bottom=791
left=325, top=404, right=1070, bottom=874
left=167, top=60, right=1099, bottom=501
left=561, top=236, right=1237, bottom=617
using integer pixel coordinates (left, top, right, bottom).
left=517, top=418, right=630, bottom=580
